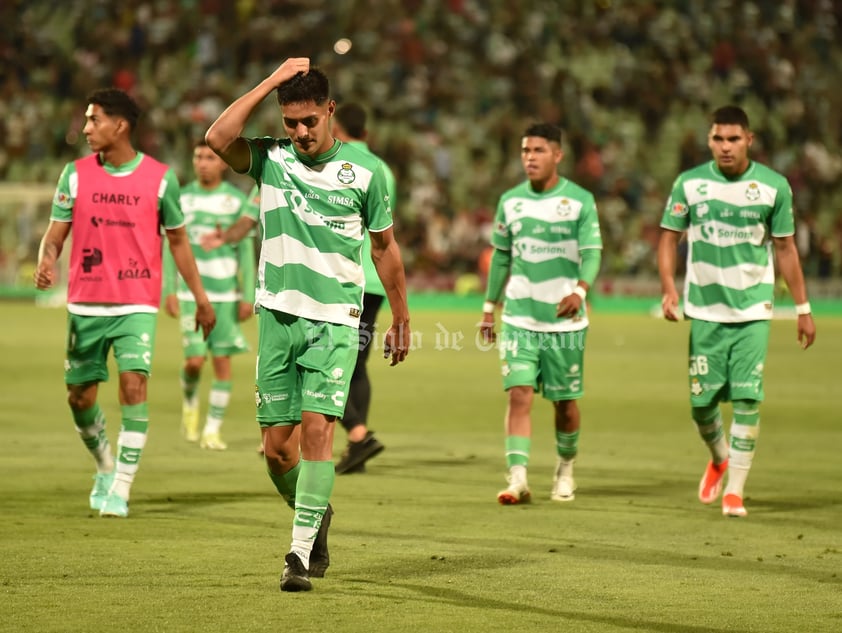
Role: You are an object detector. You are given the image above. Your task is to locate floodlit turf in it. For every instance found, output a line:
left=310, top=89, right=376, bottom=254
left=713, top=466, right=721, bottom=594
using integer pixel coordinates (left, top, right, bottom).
left=0, top=301, right=839, bottom=633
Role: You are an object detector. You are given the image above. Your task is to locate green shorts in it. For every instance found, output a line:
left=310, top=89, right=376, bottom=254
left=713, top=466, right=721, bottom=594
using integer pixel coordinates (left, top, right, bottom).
left=65, top=312, right=158, bottom=385
left=179, top=299, right=250, bottom=358
left=688, top=319, right=770, bottom=406
left=499, top=324, right=587, bottom=401
left=255, top=308, right=358, bottom=425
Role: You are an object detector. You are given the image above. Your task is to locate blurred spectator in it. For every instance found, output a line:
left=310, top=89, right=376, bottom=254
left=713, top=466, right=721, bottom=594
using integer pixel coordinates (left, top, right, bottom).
left=2, top=0, right=842, bottom=286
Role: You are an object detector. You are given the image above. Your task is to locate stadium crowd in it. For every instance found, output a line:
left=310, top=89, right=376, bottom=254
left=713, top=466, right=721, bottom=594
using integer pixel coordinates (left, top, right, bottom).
left=2, top=0, right=842, bottom=286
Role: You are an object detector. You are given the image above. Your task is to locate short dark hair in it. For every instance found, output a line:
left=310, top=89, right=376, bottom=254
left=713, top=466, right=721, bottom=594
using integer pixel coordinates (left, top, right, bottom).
left=711, top=105, right=750, bottom=129
left=523, top=122, right=562, bottom=144
left=276, top=68, right=330, bottom=106
left=86, top=88, right=141, bottom=130
left=334, top=103, right=367, bottom=139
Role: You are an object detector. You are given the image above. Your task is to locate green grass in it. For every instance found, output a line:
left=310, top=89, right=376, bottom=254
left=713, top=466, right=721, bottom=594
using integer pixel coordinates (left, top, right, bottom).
left=0, top=302, right=840, bottom=633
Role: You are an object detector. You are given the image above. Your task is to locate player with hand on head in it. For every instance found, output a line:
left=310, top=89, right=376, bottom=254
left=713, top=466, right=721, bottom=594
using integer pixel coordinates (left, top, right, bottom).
left=204, top=58, right=411, bottom=592
left=480, top=122, right=603, bottom=506
left=34, top=88, right=215, bottom=519
left=163, top=140, right=257, bottom=451
left=658, top=105, right=816, bottom=518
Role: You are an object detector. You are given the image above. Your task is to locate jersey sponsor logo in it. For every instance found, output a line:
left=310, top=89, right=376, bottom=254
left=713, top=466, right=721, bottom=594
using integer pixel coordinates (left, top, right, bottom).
left=305, top=191, right=320, bottom=200
left=91, top=193, right=142, bottom=206
left=331, top=367, right=344, bottom=379
left=337, top=162, right=356, bottom=184
left=82, top=247, right=103, bottom=273
left=695, top=203, right=709, bottom=218
left=327, top=194, right=355, bottom=208
left=91, top=216, right=136, bottom=229
left=740, top=209, right=760, bottom=219
left=349, top=307, right=361, bottom=318
left=117, top=258, right=151, bottom=280
left=690, top=377, right=703, bottom=396
left=550, top=225, right=571, bottom=234
left=745, top=182, right=761, bottom=201
left=256, top=388, right=289, bottom=408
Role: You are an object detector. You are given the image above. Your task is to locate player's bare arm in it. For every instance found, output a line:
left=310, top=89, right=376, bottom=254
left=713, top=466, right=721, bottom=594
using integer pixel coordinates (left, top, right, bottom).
left=773, top=235, right=816, bottom=350
left=200, top=215, right=257, bottom=251
left=34, top=221, right=71, bottom=290
left=166, top=225, right=216, bottom=339
left=370, top=227, right=411, bottom=366
left=657, top=228, right=682, bottom=321
left=205, top=57, right=311, bottom=173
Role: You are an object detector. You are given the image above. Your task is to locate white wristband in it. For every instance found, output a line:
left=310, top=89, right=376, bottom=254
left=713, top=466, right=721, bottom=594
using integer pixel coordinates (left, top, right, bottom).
left=482, top=300, right=496, bottom=313
left=795, top=302, right=811, bottom=316
left=572, top=286, right=587, bottom=300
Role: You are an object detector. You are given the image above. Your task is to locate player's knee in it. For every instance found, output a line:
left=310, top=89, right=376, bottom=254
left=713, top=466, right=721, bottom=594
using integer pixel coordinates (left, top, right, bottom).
left=691, top=403, right=719, bottom=425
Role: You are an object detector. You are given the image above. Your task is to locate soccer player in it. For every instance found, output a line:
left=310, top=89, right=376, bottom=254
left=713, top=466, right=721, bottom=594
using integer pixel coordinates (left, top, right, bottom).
left=480, top=122, right=603, bottom=505
left=163, top=141, right=257, bottom=451
left=203, top=58, right=411, bottom=592
left=658, top=105, right=816, bottom=518
left=34, top=88, right=215, bottom=518
left=331, top=102, right=395, bottom=474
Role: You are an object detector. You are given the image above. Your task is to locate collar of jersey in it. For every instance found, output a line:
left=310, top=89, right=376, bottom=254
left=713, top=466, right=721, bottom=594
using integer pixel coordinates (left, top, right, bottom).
left=97, top=151, right=144, bottom=174
left=527, top=177, right=567, bottom=197
left=291, top=139, right=343, bottom=166
left=710, top=159, right=755, bottom=181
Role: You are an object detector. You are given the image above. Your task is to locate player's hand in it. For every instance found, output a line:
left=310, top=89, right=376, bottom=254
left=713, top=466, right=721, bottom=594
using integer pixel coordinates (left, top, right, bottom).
left=200, top=224, right=224, bottom=252
left=164, top=294, right=179, bottom=318
left=268, top=58, right=310, bottom=87
left=797, top=313, right=816, bottom=350
left=479, top=312, right=496, bottom=343
left=556, top=293, right=583, bottom=319
left=383, top=320, right=410, bottom=366
left=237, top=301, right=254, bottom=322
left=661, top=291, right=681, bottom=321
left=195, top=301, right=216, bottom=340
left=33, top=264, right=54, bottom=290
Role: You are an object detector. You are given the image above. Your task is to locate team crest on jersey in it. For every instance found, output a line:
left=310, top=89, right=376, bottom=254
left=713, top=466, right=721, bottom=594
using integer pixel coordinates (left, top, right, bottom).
left=745, top=182, right=760, bottom=201
left=337, top=162, right=356, bottom=184
left=690, top=377, right=703, bottom=396
left=556, top=198, right=573, bottom=219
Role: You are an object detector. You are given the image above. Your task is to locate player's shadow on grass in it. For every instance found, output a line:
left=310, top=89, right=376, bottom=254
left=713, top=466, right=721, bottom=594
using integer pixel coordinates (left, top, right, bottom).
left=336, top=581, right=732, bottom=633
left=139, top=491, right=270, bottom=514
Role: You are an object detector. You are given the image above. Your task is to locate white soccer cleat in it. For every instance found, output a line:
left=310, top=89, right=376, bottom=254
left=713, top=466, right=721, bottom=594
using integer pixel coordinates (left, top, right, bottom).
left=200, top=432, right=228, bottom=451
left=551, top=457, right=576, bottom=502
left=497, top=468, right=531, bottom=505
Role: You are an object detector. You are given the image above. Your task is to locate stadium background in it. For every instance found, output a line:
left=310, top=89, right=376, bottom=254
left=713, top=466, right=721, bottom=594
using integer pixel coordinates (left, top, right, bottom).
left=1, top=0, right=842, bottom=301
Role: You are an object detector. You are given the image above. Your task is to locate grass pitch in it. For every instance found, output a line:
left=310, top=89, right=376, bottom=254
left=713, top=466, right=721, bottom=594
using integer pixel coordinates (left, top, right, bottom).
left=0, top=301, right=839, bottom=633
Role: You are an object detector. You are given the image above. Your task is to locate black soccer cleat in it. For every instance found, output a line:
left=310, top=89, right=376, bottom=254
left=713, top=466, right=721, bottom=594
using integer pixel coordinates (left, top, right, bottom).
left=335, top=431, right=385, bottom=474
left=309, top=504, right=333, bottom=578
left=280, top=552, right=312, bottom=592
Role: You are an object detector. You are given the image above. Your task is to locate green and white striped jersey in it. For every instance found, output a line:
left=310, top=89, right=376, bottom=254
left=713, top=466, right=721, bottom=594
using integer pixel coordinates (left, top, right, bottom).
left=660, top=160, right=794, bottom=323
left=492, top=178, right=603, bottom=332
left=246, top=137, right=393, bottom=327
left=163, top=180, right=256, bottom=303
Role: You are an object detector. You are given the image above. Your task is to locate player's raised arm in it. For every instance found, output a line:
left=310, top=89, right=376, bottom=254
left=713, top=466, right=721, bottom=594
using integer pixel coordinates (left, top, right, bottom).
left=206, top=58, right=311, bottom=173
